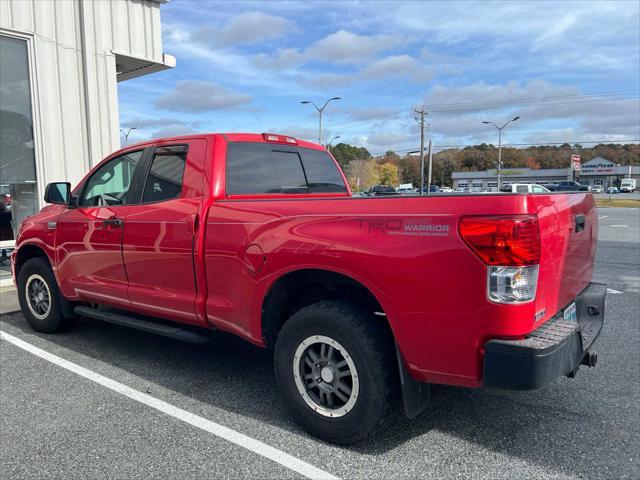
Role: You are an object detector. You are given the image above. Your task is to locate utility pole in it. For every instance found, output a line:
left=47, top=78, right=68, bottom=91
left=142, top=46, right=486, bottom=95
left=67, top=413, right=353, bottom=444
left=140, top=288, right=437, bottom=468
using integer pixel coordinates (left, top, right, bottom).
left=414, top=106, right=428, bottom=194
left=427, top=140, right=433, bottom=195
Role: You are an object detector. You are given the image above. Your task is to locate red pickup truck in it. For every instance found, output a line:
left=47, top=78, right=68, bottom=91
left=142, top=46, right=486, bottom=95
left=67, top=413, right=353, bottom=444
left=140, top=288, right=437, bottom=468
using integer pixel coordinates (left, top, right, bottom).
left=12, top=133, right=605, bottom=444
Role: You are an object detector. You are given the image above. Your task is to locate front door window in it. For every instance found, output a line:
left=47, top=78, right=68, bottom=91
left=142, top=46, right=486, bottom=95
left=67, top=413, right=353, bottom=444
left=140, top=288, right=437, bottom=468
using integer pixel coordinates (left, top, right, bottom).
left=80, top=151, right=143, bottom=207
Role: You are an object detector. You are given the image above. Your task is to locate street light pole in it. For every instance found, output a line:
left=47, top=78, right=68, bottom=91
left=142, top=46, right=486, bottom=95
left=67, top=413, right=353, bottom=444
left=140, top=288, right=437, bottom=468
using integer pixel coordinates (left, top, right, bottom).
left=482, top=116, right=519, bottom=190
left=120, top=127, right=136, bottom=146
left=300, top=97, right=341, bottom=145
left=326, top=136, right=340, bottom=153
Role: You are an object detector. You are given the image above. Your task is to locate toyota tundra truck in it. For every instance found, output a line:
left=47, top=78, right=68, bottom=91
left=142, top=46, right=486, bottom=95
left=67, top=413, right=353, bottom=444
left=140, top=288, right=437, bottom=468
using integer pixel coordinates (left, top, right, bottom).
left=11, top=133, right=606, bottom=444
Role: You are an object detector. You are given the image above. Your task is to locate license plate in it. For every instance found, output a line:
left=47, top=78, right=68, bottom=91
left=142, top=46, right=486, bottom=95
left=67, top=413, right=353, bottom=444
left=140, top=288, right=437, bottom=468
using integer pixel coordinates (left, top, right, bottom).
left=563, top=302, right=577, bottom=322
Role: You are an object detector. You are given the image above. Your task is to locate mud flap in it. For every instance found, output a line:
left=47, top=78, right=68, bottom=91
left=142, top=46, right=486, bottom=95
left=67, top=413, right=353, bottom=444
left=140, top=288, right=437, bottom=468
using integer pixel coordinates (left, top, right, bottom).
left=395, top=343, right=431, bottom=419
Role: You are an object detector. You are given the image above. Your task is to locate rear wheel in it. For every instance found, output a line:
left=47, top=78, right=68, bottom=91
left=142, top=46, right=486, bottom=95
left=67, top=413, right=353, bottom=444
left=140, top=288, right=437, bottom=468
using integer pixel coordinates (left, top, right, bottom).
left=17, top=257, right=76, bottom=333
left=274, top=300, right=395, bottom=444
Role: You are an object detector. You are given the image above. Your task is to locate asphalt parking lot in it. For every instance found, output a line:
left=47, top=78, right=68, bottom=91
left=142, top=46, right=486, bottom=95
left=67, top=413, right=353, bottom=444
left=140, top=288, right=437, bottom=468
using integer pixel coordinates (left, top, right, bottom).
left=1, top=208, right=638, bottom=479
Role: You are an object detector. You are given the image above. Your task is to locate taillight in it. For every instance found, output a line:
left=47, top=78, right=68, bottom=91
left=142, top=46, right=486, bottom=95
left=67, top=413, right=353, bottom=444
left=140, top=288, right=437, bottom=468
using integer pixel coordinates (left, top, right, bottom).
left=458, top=215, right=540, bottom=266
left=262, top=133, right=297, bottom=144
left=459, top=215, right=541, bottom=304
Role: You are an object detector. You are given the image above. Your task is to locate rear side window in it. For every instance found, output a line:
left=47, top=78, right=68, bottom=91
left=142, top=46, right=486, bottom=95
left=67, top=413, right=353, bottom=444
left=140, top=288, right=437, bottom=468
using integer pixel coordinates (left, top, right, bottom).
left=226, top=142, right=347, bottom=195
left=516, top=185, right=529, bottom=193
left=141, top=145, right=188, bottom=203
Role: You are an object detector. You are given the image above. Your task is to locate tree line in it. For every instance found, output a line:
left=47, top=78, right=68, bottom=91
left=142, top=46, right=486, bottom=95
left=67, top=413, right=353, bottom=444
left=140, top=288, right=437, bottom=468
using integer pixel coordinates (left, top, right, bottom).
left=328, top=142, right=639, bottom=191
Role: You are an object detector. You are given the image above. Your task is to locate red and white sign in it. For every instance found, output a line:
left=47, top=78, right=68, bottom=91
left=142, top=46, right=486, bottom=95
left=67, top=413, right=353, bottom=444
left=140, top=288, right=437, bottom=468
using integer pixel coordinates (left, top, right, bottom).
left=571, top=154, right=581, bottom=171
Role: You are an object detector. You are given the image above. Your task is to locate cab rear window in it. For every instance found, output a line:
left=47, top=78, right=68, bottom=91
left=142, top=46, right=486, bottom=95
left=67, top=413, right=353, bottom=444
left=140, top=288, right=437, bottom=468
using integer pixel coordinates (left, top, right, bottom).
left=226, top=142, right=347, bottom=195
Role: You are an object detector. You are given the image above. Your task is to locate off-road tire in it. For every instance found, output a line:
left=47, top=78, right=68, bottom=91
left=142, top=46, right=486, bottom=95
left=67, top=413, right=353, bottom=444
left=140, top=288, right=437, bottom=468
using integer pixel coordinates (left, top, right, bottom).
left=17, top=257, right=77, bottom=333
left=274, top=300, right=395, bottom=444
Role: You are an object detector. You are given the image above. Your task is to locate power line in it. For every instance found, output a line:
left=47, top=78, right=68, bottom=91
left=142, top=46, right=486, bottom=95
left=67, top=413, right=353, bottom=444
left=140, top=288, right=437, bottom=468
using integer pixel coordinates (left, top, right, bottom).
left=372, top=140, right=640, bottom=157
left=329, top=89, right=640, bottom=132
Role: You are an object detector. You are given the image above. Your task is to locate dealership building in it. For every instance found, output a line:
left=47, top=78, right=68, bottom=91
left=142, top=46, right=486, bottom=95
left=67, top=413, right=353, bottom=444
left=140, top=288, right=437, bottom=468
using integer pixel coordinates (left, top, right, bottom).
left=452, top=157, right=640, bottom=190
left=0, top=0, right=174, bottom=249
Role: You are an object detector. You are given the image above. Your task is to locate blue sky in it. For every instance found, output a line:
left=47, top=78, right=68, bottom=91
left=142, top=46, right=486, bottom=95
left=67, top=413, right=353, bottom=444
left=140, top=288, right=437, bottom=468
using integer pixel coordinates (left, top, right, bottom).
left=118, top=0, right=640, bottom=155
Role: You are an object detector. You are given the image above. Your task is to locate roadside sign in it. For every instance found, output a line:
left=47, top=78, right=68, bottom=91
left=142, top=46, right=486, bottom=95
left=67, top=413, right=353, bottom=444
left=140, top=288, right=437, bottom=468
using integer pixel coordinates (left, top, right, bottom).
left=571, top=154, right=581, bottom=171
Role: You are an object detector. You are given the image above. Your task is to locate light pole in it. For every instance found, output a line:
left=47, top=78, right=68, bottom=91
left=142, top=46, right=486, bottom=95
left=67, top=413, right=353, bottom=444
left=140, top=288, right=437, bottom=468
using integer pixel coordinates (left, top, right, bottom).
left=327, top=135, right=340, bottom=149
left=482, top=116, right=519, bottom=190
left=300, top=97, right=341, bottom=145
left=120, top=127, right=136, bottom=146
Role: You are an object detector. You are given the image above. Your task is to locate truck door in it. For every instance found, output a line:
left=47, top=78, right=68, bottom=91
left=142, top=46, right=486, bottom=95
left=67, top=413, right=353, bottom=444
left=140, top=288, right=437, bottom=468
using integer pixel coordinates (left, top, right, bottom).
left=56, top=149, right=145, bottom=308
left=121, top=139, right=208, bottom=326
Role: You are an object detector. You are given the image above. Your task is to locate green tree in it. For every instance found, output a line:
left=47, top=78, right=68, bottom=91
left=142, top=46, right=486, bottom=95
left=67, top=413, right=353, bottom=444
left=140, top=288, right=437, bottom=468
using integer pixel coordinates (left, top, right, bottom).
left=330, top=143, right=372, bottom=170
left=376, top=162, right=398, bottom=186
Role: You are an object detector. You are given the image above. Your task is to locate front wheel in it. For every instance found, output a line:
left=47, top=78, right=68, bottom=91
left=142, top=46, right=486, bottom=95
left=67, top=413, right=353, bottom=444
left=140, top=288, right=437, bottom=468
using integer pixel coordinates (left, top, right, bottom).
left=274, top=300, right=396, bottom=444
left=17, top=257, right=76, bottom=333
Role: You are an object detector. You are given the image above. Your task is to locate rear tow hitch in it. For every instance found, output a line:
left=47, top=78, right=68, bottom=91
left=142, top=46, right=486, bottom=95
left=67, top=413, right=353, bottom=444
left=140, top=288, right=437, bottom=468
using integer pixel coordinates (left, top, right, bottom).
left=567, top=351, right=598, bottom=379
left=581, top=351, right=598, bottom=368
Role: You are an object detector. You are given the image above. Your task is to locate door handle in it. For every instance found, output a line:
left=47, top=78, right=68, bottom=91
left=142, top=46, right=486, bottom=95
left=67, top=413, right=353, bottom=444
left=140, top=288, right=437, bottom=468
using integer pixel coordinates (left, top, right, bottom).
left=575, top=214, right=585, bottom=233
left=103, top=218, right=123, bottom=228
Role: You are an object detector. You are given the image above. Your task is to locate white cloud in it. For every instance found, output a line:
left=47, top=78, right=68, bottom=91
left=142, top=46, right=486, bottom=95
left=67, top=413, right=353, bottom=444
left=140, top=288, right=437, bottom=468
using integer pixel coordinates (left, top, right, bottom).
left=192, top=11, right=292, bottom=47
left=421, top=80, right=640, bottom=143
left=151, top=124, right=199, bottom=139
left=305, top=30, right=402, bottom=64
left=366, top=131, right=412, bottom=146
left=299, top=73, right=354, bottom=89
left=253, top=48, right=306, bottom=69
left=361, top=55, right=432, bottom=82
left=532, top=12, right=579, bottom=51
left=268, top=125, right=327, bottom=143
left=341, top=107, right=401, bottom=122
left=155, top=80, right=252, bottom=112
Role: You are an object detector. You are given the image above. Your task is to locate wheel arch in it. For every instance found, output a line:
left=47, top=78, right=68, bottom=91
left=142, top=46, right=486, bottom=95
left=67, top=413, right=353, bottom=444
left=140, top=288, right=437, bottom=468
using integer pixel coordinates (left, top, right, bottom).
left=260, top=267, right=392, bottom=349
left=14, top=243, right=52, bottom=279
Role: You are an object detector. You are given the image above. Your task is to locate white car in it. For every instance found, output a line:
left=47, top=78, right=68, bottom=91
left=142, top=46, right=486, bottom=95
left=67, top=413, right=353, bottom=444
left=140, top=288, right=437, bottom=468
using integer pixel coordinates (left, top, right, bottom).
left=396, top=183, right=415, bottom=194
left=439, top=186, right=454, bottom=193
left=500, top=183, right=550, bottom=193
left=590, top=185, right=604, bottom=193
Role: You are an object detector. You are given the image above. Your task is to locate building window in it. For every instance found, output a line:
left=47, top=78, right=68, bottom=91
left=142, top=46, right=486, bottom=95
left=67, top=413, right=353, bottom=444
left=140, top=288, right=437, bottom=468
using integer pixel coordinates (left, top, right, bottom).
left=0, top=35, right=37, bottom=243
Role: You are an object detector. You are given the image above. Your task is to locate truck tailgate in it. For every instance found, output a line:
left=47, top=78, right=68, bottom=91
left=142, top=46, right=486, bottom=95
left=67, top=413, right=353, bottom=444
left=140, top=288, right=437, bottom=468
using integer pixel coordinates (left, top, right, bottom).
left=530, top=193, right=598, bottom=324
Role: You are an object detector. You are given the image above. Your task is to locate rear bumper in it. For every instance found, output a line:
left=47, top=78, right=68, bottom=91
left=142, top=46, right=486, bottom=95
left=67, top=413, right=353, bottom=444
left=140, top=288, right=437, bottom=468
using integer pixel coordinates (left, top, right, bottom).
left=483, top=282, right=606, bottom=390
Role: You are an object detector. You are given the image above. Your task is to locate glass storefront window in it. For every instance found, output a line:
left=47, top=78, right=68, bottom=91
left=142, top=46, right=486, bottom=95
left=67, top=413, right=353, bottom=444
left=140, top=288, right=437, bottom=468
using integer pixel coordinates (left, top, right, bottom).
left=0, top=35, right=37, bottom=242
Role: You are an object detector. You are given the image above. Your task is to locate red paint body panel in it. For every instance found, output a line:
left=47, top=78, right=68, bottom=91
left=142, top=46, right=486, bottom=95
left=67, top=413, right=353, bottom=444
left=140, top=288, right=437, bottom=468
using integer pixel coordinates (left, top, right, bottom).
left=13, top=133, right=599, bottom=389
left=56, top=205, right=132, bottom=308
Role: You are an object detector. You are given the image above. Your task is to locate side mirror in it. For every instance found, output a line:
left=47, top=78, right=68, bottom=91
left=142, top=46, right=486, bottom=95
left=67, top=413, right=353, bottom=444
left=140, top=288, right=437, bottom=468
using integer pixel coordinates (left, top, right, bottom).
left=44, top=182, right=72, bottom=205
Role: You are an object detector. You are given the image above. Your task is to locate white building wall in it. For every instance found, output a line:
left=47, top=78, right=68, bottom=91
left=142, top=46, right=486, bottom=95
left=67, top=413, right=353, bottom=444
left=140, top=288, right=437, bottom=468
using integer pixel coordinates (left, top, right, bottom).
left=0, top=0, right=166, bottom=192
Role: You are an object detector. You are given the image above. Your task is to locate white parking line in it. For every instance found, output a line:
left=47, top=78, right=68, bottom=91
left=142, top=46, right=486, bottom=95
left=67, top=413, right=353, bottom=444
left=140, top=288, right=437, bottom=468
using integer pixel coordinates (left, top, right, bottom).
left=598, top=215, right=608, bottom=220
left=609, top=225, right=628, bottom=228
left=0, top=330, right=339, bottom=480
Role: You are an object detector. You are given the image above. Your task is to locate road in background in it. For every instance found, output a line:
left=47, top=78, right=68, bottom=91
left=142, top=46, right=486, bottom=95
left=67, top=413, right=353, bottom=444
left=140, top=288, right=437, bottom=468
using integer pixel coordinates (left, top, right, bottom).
left=1, top=209, right=638, bottom=479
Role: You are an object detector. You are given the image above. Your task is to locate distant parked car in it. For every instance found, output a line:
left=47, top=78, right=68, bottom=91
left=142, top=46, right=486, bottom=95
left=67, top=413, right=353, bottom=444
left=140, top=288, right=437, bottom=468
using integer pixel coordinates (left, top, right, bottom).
left=396, top=183, right=415, bottom=194
left=370, top=185, right=399, bottom=196
left=545, top=181, right=589, bottom=192
left=590, top=185, right=604, bottom=193
left=500, top=183, right=550, bottom=193
left=619, top=178, right=636, bottom=193
left=606, top=187, right=620, bottom=194
left=439, top=186, right=454, bottom=193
